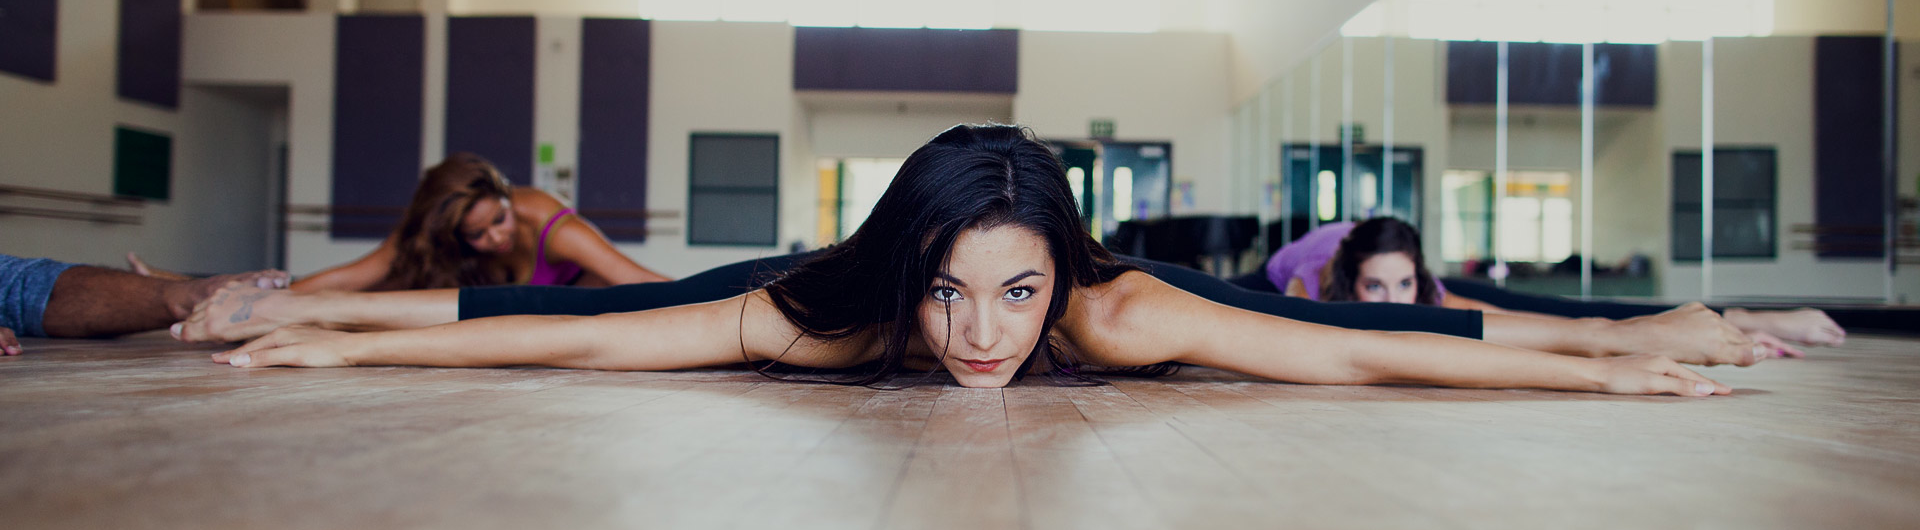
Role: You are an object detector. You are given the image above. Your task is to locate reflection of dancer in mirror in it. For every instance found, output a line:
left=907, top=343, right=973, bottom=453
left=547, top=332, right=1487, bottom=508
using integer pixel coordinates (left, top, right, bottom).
left=0, top=254, right=286, bottom=355
left=132, top=153, right=670, bottom=292
left=1265, top=217, right=1846, bottom=358
left=204, top=125, right=1743, bottom=397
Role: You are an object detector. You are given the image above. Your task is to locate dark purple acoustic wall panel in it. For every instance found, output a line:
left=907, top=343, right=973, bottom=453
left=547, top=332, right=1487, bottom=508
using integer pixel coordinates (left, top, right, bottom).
left=331, top=15, right=424, bottom=239
left=577, top=18, right=650, bottom=242
left=117, top=0, right=181, bottom=108
left=1446, top=41, right=1656, bottom=107
left=1813, top=36, right=1888, bottom=259
left=0, top=0, right=59, bottom=82
left=793, top=27, right=1017, bottom=93
left=446, top=16, right=535, bottom=186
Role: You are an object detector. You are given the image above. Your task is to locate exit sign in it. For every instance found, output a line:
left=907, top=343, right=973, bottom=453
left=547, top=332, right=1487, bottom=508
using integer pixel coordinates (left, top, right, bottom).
left=1089, top=118, right=1116, bottom=139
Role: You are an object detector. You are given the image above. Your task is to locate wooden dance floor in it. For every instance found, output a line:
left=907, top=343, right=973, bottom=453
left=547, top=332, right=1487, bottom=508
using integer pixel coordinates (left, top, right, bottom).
left=3, top=334, right=1919, bottom=529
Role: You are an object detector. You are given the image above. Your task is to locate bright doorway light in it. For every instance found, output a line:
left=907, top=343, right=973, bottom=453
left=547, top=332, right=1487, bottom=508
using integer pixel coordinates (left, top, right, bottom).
left=1067, top=167, right=1086, bottom=209
left=1316, top=170, right=1338, bottom=222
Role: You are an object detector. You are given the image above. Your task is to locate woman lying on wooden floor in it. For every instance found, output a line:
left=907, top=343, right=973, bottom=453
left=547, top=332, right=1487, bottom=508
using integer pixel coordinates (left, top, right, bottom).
left=1256, top=216, right=1844, bottom=358
left=205, top=124, right=1758, bottom=396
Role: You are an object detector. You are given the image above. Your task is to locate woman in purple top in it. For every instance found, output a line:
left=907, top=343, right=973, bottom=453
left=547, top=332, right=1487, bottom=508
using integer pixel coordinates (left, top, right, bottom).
left=1268, top=220, right=1446, bottom=304
left=1267, top=217, right=1845, bottom=357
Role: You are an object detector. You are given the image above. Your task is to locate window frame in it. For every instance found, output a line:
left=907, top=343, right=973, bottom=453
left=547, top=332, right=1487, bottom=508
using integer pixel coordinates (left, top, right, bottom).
left=1669, top=147, right=1779, bottom=262
left=686, top=132, right=781, bottom=247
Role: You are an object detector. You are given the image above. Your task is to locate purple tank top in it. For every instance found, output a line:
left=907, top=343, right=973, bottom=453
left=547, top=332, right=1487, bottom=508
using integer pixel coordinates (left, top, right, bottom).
left=1264, top=222, right=1444, bottom=303
left=529, top=208, right=584, bottom=286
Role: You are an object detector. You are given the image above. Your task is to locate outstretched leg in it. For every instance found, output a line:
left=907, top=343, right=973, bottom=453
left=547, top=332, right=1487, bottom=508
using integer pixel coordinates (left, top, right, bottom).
left=1135, top=258, right=1761, bottom=366
left=1442, top=277, right=1844, bottom=347
left=178, top=252, right=818, bottom=342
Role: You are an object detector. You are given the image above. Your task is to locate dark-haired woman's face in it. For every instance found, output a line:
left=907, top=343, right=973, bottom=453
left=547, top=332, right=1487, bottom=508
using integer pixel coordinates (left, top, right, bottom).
left=1354, top=251, right=1419, bottom=304
left=460, top=197, right=516, bottom=255
left=919, top=225, right=1055, bottom=388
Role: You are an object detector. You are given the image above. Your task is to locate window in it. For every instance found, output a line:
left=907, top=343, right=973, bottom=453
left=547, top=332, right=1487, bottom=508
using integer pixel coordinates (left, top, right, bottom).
left=1671, top=148, right=1777, bottom=260
left=1440, top=169, right=1574, bottom=263
left=837, top=157, right=906, bottom=240
left=811, top=156, right=909, bottom=245
left=688, top=133, right=779, bottom=246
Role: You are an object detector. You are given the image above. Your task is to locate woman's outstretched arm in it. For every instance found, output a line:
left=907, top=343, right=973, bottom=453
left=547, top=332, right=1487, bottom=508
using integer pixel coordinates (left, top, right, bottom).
left=289, top=239, right=398, bottom=293
left=211, top=291, right=868, bottom=371
left=545, top=213, right=673, bottom=285
left=1063, top=273, right=1737, bottom=397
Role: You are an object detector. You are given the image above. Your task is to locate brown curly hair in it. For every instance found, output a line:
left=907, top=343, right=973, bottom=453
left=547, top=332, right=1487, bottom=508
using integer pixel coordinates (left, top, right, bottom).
left=1320, top=217, right=1439, bottom=305
left=378, top=153, right=518, bottom=290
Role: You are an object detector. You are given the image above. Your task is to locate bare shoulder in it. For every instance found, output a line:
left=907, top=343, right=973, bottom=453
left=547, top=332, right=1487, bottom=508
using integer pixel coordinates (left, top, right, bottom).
left=1062, top=270, right=1159, bottom=325
left=1057, top=271, right=1188, bottom=366
left=511, top=187, right=569, bottom=221
left=736, top=290, right=884, bottom=369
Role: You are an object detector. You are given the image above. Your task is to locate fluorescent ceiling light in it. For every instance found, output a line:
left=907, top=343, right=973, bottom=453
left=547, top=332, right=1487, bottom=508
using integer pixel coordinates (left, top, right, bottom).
left=788, top=0, right=858, bottom=26
left=1341, top=2, right=1384, bottom=37
left=721, top=0, right=788, bottom=22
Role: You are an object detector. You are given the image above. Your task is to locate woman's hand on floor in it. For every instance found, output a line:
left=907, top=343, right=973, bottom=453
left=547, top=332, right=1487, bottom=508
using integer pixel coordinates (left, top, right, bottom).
left=1595, top=354, right=1732, bottom=396
left=1, top=326, right=19, bottom=355
left=212, top=325, right=353, bottom=368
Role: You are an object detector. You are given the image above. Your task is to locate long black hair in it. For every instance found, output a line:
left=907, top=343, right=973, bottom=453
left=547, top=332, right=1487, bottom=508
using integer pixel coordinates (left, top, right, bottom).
left=759, top=124, right=1141, bottom=386
left=1320, top=217, right=1440, bottom=305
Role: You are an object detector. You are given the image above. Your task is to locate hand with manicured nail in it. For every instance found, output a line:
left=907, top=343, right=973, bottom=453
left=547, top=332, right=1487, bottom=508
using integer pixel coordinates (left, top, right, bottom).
left=1, top=326, right=20, bottom=355
left=1594, top=354, right=1733, bottom=397
left=211, top=325, right=353, bottom=368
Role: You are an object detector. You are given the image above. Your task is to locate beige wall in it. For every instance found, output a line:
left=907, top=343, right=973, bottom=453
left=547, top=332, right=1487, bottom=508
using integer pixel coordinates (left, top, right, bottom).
left=1217, top=0, right=1374, bottom=102
left=179, top=13, right=358, bottom=275
left=0, top=1, right=276, bottom=273
left=1660, top=37, right=1899, bottom=300
left=639, top=21, right=802, bottom=275
left=1250, top=37, right=1449, bottom=267
left=159, top=14, right=1251, bottom=279
left=1016, top=31, right=1234, bottom=215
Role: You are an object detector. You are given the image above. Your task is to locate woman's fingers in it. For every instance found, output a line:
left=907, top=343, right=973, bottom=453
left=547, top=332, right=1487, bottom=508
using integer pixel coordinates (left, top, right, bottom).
left=1603, top=356, right=1729, bottom=396
left=1655, top=360, right=1731, bottom=395
left=211, top=328, right=304, bottom=363
left=1660, top=374, right=1721, bottom=397
left=223, top=343, right=347, bottom=368
left=1, top=327, right=21, bottom=355
left=210, top=327, right=349, bottom=368
left=212, top=341, right=293, bottom=368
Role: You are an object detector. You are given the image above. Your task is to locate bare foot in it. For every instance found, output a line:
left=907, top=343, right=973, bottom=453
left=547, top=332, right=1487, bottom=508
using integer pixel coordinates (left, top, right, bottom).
left=1615, top=303, right=1767, bottom=367
left=125, top=252, right=196, bottom=281
left=1747, top=331, right=1806, bottom=359
left=171, top=280, right=301, bottom=343
left=1724, top=308, right=1846, bottom=347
